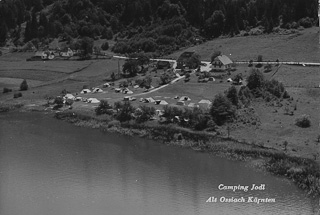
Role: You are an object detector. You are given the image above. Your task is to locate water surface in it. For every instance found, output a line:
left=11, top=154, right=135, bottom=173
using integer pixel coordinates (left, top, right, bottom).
left=0, top=112, right=314, bottom=215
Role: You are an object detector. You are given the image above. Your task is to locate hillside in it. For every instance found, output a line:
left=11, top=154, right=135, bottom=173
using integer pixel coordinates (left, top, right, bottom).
left=0, top=0, right=318, bottom=57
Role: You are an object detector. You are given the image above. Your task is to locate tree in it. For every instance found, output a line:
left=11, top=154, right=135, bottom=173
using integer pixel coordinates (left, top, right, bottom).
left=0, top=21, right=8, bottom=43
left=116, top=101, right=135, bottom=122
left=160, top=73, right=172, bottom=85
left=78, top=37, right=93, bottom=59
left=20, top=79, right=28, bottom=91
left=205, top=10, right=225, bottom=37
left=101, top=41, right=109, bottom=50
left=111, top=72, right=116, bottom=81
left=225, top=86, right=239, bottom=106
left=210, top=94, right=235, bottom=125
left=211, top=50, right=221, bottom=63
left=93, top=46, right=102, bottom=58
left=122, top=60, right=139, bottom=77
left=186, top=53, right=201, bottom=69
left=136, top=105, right=156, bottom=123
left=246, top=69, right=264, bottom=90
left=95, top=100, right=113, bottom=115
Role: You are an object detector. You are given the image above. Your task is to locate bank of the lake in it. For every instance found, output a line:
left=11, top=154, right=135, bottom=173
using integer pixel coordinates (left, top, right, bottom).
left=53, top=110, right=320, bottom=200
left=1, top=101, right=320, bottom=203
left=1, top=111, right=316, bottom=215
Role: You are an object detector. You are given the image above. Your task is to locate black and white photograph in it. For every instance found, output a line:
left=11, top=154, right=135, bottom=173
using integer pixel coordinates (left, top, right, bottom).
left=0, top=0, right=319, bottom=214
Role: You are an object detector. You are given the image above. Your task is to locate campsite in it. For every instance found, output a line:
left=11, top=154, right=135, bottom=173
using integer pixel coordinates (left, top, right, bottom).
left=1, top=27, right=319, bottom=161
left=0, top=26, right=320, bottom=209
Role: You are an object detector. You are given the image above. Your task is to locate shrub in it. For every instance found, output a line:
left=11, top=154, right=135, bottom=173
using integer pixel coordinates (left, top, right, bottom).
left=136, top=105, right=156, bottom=123
left=210, top=94, right=235, bottom=125
left=264, top=79, right=285, bottom=98
left=95, top=100, right=113, bottom=115
left=101, top=41, right=109, bottom=50
left=13, top=92, right=22, bottom=98
left=162, top=106, right=183, bottom=122
left=3, top=87, right=12, bottom=93
left=20, top=79, right=28, bottom=91
left=238, top=86, right=252, bottom=105
left=54, top=96, right=64, bottom=105
left=295, top=114, right=311, bottom=128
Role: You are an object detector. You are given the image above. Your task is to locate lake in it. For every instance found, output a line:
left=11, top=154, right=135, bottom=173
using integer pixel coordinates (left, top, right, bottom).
left=0, top=112, right=314, bottom=215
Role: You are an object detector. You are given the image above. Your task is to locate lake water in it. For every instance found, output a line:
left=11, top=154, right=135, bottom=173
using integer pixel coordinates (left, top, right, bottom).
left=0, top=112, right=315, bottom=215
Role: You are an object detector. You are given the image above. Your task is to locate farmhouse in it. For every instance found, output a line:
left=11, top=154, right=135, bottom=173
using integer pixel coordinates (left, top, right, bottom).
left=211, top=55, right=233, bottom=70
left=34, top=50, right=55, bottom=60
left=59, top=48, right=74, bottom=57
left=177, top=51, right=195, bottom=69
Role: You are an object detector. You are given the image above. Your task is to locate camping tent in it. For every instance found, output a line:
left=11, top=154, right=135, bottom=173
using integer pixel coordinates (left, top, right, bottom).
left=159, top=100, right=168, bottom=105
left=87, top=98, right=100, bottom=103
left=179, top=96, right=191, bottom=101
left=103, top=83, right=110, bottom=88
left=115, top=88, right=121, bottom=93
left=92, top=88, right=103, bottom=93
left=145, top=97, right=155, bottom=103
left=227, top=78, right=233, bottom=82
left=176, top=101, right=185, bottom=106
left=155, top=100, right=161, bottom=105
left=199, top=99, right=212, bottom=105
left=124, top=96, right=130, bottom=101
left=188, top=103, right=199, bottom=108
left=75, top=97, right=82, bottom=101
left=156, top=109, right=164, bottom=116
left=81, top=89, right=91, bottom=94
left=124, top=90, right=133, bottom=94
left=64, top=94, right=75, bottom=100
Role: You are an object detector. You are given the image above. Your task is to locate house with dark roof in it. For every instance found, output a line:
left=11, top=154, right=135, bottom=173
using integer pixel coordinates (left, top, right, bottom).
left=211, top=55, right=233, bottom=70
left=177, top=51, right=195, bottom=69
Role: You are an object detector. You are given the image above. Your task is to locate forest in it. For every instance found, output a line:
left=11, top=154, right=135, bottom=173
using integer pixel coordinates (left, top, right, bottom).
left=0, top=0, right=318, bottom=55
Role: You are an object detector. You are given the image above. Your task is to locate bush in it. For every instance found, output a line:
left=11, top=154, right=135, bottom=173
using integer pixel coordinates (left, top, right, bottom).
left=13, top=92, right=22, bottom=98
left=95, top=100, right=113, bottom=115
left=264, top=79, right=285, bottom=98
left=3, top=87, right=12, bottom=93
left=295, top=114, right=311, bottom=128
left=101, top=41, right=109, bottom=50
left=20, top=79, right=28, bottom=91
left=54, top=96, right=63, bottom=104
left=136, top=105, right=156, bottom=123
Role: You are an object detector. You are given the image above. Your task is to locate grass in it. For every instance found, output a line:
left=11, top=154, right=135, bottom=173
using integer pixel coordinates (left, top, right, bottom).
left=168, top=27, right=319, bottom=63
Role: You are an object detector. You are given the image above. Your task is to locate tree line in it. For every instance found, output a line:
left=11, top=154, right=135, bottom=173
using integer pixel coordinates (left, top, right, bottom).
left=0, top=0, right=318, bottom=52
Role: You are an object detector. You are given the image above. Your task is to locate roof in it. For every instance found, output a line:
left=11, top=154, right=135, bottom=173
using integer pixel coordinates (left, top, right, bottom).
left=217, top=55, right=233, bottom=65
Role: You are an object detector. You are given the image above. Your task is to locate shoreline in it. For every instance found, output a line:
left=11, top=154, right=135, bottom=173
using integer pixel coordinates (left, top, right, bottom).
left=1, top=102, right=319, bottom=206
left=52, top=109, right=320, bottom=199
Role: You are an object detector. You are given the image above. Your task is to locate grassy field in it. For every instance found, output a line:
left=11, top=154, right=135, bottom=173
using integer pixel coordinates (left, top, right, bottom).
left=168, top=27, right=320, bottom=62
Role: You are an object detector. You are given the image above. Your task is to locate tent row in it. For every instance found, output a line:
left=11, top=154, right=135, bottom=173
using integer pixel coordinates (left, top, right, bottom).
left=81, top=88, right=104, bottom=94
left=139, top=97, right=168, bottom=105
